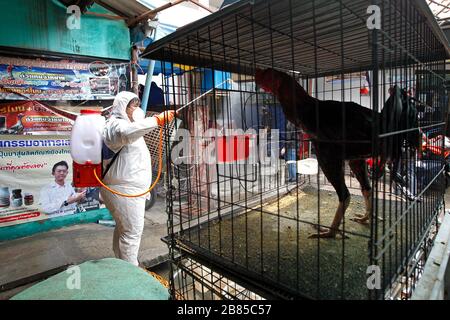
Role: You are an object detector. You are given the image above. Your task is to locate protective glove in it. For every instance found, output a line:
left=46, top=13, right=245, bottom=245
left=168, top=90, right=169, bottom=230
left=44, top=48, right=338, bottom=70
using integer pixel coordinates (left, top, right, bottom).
left=154, top=110, right=176, bottom=126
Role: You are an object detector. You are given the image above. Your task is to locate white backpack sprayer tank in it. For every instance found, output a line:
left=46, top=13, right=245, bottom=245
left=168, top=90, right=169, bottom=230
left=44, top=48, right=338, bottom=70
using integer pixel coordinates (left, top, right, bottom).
left=71, top=109, right=105, bottom=187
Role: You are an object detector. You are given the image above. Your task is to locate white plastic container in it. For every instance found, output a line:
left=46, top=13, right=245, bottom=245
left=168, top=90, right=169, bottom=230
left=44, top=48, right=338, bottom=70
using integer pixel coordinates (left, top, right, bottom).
left=297, top=158, right=319, bottom=175
left=70, top=110, right=105, bottom=165
left=71, top=110, right=105, bottom=187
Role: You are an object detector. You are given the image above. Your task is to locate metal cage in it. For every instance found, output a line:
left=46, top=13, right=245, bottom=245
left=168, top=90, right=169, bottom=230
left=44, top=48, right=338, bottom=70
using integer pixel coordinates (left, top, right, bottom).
left=143, top=0, right=449, bottom=300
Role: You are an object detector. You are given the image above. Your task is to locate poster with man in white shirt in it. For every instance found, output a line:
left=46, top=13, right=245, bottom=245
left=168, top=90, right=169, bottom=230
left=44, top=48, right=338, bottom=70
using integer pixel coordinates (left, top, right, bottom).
left=0, top=135, right=103, bottom=228
left=39, top=161, right=86, bottom=216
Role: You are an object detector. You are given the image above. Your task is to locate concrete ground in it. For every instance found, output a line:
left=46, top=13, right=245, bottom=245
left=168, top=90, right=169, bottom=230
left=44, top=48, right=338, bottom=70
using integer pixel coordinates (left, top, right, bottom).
left=0, top=196, right=169, bottom=300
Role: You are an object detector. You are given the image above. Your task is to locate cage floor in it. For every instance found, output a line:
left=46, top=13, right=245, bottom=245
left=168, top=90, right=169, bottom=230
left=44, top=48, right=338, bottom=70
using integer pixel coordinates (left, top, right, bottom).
left=177, top=186, right=428, bottom=300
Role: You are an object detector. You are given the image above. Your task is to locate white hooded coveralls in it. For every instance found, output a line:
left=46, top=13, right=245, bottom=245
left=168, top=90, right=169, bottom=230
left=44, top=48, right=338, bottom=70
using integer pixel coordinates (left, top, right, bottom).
left=101, top=91, right=159, bottom=266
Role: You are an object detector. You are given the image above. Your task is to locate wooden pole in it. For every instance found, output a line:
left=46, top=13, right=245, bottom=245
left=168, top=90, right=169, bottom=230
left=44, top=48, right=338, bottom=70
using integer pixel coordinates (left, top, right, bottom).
left=127, top=0, right=187, bottom=27
left=131, top=45, right=140, bottom=95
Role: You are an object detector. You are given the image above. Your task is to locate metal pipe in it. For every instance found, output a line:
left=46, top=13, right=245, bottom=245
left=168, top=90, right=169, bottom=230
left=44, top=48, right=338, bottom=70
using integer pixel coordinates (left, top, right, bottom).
left=141, top=25, right=159, bottom=112
left=141, top=60, right=156, bottom=112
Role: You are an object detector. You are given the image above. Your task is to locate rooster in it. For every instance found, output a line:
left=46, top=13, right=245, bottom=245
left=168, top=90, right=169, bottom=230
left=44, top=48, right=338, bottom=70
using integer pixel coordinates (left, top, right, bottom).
left=255, top=68, right=420, bottom=238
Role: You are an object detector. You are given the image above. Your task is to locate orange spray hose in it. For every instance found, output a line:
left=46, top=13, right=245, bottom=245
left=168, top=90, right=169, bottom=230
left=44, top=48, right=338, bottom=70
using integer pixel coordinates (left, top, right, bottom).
left=93, top=126, right=164, bottom=198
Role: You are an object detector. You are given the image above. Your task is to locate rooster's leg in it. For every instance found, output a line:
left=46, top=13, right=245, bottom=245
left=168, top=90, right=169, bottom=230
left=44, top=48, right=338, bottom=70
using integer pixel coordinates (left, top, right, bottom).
left=349, top=160, right=372, bottom=225
left=309, top=156, right=350, bottom=239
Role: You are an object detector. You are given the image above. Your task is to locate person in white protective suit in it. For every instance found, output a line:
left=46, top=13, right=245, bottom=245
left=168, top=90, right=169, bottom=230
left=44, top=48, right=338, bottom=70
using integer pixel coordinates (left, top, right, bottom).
left=101, top=91, right=175, bottom=266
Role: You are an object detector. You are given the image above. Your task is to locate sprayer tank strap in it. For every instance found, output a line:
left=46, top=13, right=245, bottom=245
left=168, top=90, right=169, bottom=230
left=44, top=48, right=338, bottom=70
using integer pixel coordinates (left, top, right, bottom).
left=103, top=148, right=123, bottom=178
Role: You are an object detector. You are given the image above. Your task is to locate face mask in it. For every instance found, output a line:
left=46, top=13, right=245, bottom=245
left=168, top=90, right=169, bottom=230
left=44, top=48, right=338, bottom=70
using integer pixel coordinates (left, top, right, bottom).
left=132, top=107, right=145, bottom=121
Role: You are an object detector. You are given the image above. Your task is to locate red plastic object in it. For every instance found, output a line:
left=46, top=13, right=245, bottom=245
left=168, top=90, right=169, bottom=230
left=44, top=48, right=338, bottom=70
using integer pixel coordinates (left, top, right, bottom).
left=360, top=87, right=370, bottom=95
left=217, top=135, right=251, bottom=163
left=73, top=161, right=102, bottom=187
left=80, top=109, right=102, bottom=115
left=298, top=132, right=311, bottom=159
